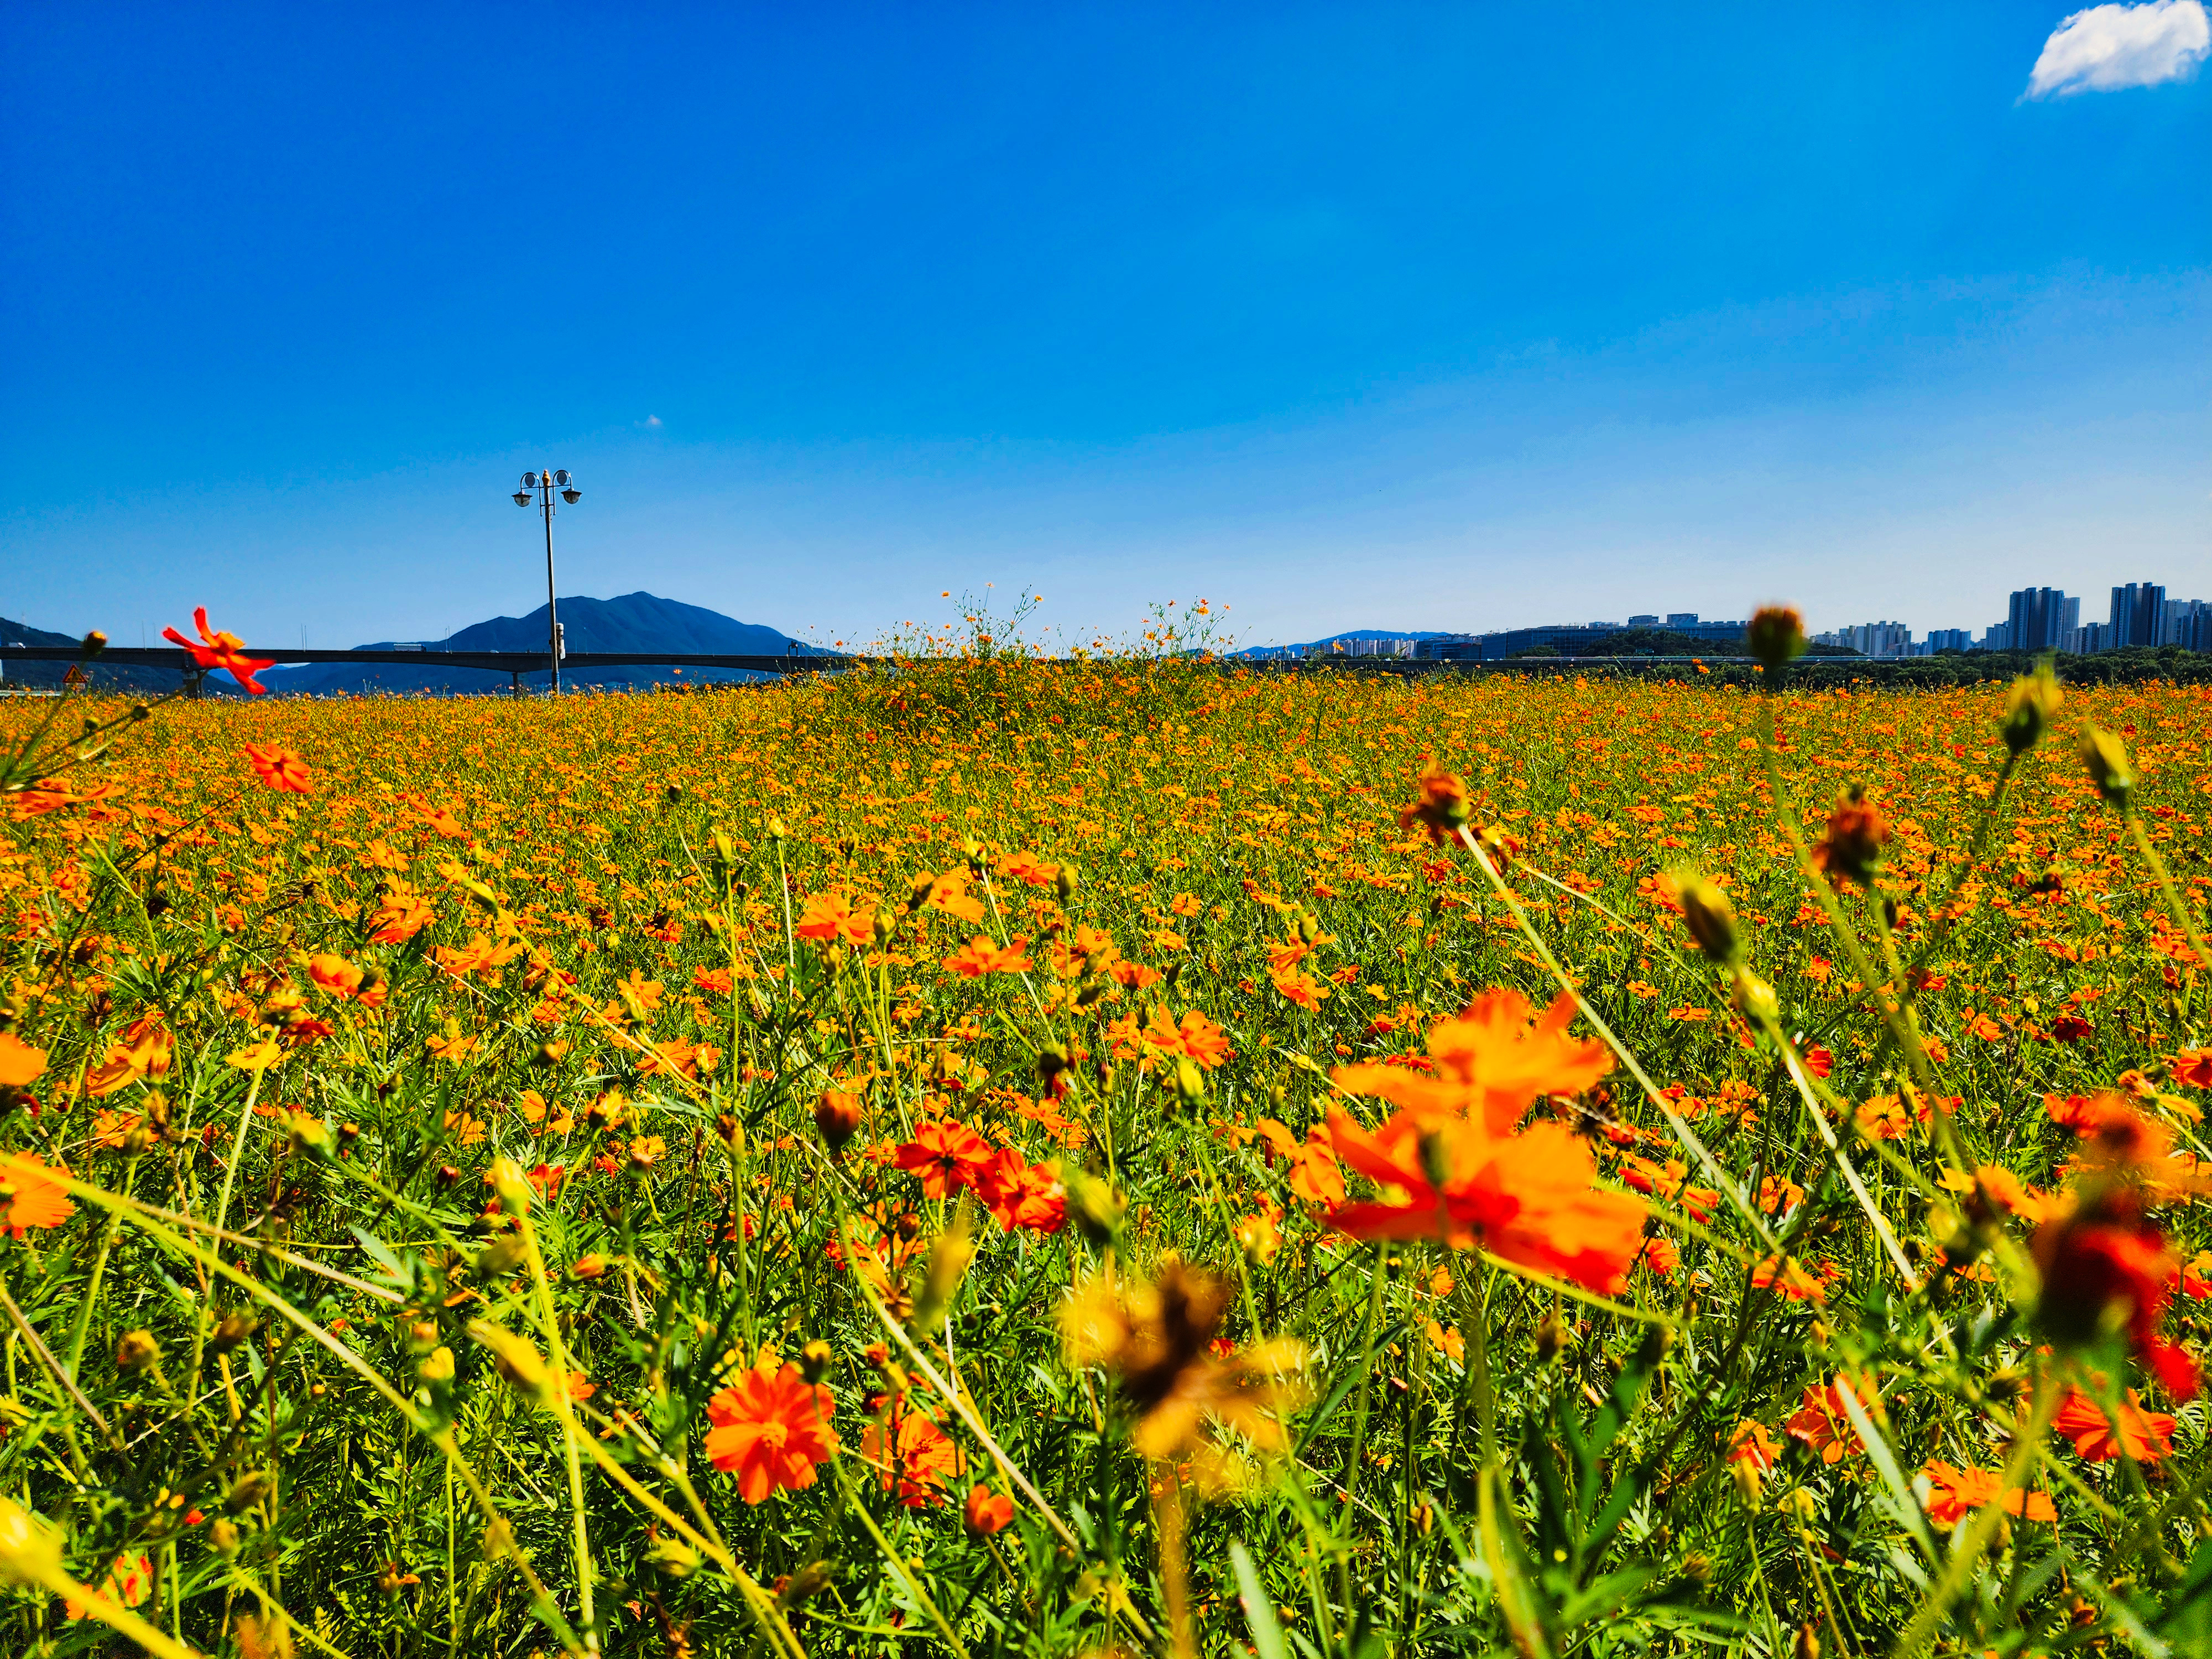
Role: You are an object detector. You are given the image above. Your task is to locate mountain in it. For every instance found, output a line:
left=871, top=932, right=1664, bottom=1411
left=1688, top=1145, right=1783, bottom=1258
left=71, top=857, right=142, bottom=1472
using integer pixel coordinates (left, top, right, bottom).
left=255, top=593, right=812, bottom=696
left=1, top=615, right=236, bottom=696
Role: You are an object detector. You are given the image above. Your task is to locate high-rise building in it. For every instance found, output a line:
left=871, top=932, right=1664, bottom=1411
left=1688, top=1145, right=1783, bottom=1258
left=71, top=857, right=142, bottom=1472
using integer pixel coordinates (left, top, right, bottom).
left=2006, top=588, right=2078, bottom=652
left=1981, top=622, right=2011, bottom=651
left=1833, top=621, right=1912, bottom=658
left=2065, top=623, right=2109, bottom=655
left=1665, top=612, right=1698, bottom=628
left=2159, top=598, right=2208, bottom=650
left=2109, top=583, right=2166, bottom=648
left=1924, top=629, right=1972, bottom=653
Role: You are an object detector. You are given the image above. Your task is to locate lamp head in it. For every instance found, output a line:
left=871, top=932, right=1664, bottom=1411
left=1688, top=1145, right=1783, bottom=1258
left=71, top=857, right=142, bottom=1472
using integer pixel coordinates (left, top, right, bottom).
left=513, top=491, right=530, bottom=507
left=561, top=488, right=581, bottom=504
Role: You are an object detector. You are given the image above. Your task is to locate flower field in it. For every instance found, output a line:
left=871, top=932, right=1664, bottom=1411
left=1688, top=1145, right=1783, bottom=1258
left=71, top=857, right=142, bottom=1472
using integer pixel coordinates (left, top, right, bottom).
left=1, top=627, right=2209, bottom=1657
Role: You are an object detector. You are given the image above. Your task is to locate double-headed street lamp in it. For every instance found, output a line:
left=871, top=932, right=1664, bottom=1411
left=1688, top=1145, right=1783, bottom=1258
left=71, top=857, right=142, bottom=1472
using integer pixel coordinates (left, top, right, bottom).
left=513, top=468, right=582, bottom=693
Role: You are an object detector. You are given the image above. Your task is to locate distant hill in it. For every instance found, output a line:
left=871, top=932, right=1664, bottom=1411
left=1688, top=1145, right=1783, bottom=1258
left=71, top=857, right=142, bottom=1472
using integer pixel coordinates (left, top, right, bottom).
left=256, top=592, right=812, bottom=696
left=1, top=615, right=232, bottom=696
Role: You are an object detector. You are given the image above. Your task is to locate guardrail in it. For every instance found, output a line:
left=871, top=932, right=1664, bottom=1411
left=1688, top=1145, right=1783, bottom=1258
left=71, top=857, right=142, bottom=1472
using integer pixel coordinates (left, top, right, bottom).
left=0, top=644, right=860, bottom=691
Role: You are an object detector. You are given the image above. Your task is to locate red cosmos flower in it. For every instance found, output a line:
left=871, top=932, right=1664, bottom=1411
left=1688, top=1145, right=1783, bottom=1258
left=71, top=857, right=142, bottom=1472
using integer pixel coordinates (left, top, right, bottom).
left=893, top=1119, right=995, bottom=1199
left=163, top=607, right=275, bottom=694
left=2047, top=1014, right=2093, bottom=1045
left=2052, top=1387, right=2176, bottom=1463
left=704, top=1354, right=841, bottom=1505
left=860, top=1404, right=962, bottom=1507
left=2035, top=1097, right=2200, bottom=1399
left=243, top=743, right=311, bottom=794
left=2169, top=1048, right=2212, bottom=1089
left=1921, top=1462, right=2056, bottom=1526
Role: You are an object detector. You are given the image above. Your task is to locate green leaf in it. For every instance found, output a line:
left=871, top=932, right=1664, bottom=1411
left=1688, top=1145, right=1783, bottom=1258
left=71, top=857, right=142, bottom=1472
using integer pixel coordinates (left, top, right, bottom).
left=1230, top=1541, right=1291, bottom=1659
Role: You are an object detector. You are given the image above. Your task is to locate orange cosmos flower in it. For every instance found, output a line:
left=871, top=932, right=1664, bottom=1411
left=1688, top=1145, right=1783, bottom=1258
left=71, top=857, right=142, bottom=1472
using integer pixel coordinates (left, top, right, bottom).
left=0, top=1154, right=75, bottom=1238
left=963, top=1484, right=1014, bottom=1535
left=1782, top=1374, right=1877, bottom=1464
left=0, top=1032, right=49, bottom=1088
left=1750, top=1254, right=1832, bottom=1303
left=307, top=954, right=364, bottom=998
left=943, top=936, right=1032, bottom=977
left=242, top=742, right=311, bottom=794
left=1334, top=989, right=1612, bottom=1139
left=893, top=1119, right=996, bottom=1199
left=973, top=1148, right=1067, bottom=1233
left=1397, top=764, right=1473, bottom=844
left=83, top=1016, right=173, bottom=1099
left=1324, top=1108, right=1644, bottom=1293
left=1920, top=1461, right=2056, bottom=1527
left=1254, top=1118, right=1345, bottom=1207
left=368, top=888, right=434, bottom=944
left=1270, top=968, right=1329, bottom=1010
left=704, top=1353, right=841, bottom=1504
left=64, top=1551, right=154, bottom=1620
left=796, top=891, right=873, bottom=948
left=2052, top=1387, right=2175, bottom=1463
left=860, top=1404, right=962, bottom=1507
left=163, top=607, right=274, bottom=695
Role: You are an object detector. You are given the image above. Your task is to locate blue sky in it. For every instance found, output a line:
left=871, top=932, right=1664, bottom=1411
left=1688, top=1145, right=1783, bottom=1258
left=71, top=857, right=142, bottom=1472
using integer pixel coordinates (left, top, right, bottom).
left=3, top=3, right=2207, bottom=650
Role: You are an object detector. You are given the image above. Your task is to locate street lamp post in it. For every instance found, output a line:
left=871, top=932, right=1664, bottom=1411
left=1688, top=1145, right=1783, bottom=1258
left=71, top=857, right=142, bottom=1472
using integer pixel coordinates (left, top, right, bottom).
left=513, top=468, right=582, bottom=693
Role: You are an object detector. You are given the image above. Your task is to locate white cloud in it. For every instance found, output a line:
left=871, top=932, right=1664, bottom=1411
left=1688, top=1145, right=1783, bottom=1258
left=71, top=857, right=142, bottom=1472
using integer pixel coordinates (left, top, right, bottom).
left=2026, top=0, right=2209, bottom=97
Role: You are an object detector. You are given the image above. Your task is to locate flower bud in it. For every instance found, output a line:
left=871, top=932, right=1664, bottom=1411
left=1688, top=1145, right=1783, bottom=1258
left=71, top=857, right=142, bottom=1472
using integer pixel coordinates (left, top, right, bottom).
left=1732, top=971, right=1780, bottom=1027
left=81, top=630, right=108, bottom=657
left=646, top=1533, right=701, bottom=1578
left=285, top=1112, right=334, bottom=1165
left=419, top=1345, right=456, bottom=1387
left=1671, top=870, right=1739, bottom=966
left=570, top=1253, right=607, bottom=1281
left=114, top=1329, right=160, bottom=1374
left=208, top=1518, right=241, bottom=1558
left=489, top=1157, right=532, bottom=1220
left=473, top=1234, right=526, bottom=1280
left=765, top=817, right=787, bottom=843
left=1746, top=606, right=1807, bottom=679
left=1056, top=862, right=1080, bottom=902
left=799, top=1339, right=834, bottom=1384
left=211, top=1311, right=258, bottom=1353
left=2080, top=726, right=2134, bottom=808
left=1036, top=1042, right=1071, bottom=1085
left=2002, top=664, right=2061, bottom=755
left=1172, top=1054, right=1206, bottom=1107
left=814, top=1091, right=864, bottom=1153
left=225, top=1470, right=275, bottom=1514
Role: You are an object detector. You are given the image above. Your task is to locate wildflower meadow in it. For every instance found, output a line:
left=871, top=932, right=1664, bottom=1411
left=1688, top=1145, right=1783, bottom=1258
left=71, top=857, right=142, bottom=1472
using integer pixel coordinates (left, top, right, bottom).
left=0, top=608, right=2208, bottom=1658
